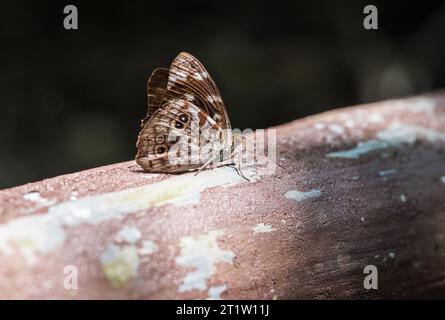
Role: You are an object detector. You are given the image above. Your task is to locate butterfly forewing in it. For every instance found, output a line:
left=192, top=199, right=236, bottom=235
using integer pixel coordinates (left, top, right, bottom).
left=136, top=52, right=233, bottom=173
left=167, top=52, right=231, bottom=129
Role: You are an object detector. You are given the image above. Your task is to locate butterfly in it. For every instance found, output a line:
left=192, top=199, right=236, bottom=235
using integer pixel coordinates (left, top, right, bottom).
left=135, top=52, right=246, bottom=175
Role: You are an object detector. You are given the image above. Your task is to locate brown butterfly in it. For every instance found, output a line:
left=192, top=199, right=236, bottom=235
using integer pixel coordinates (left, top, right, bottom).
left=135, top=52, right=244, bottom=175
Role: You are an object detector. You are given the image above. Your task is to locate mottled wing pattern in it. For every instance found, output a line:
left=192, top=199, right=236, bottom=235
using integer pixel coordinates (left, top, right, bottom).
left=136, top=52, right=232, bottom=173
left=141, top=68, right=169, bottom=128
left=136, top=100, right=197, bottom=172
left=166, top=52, right=231, bottom=130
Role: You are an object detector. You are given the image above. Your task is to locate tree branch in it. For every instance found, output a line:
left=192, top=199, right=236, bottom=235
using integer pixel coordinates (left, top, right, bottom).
left=1, top=92, right=445, bottom=299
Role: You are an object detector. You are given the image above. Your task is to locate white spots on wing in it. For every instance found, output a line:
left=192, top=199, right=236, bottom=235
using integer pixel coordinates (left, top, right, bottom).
left=171, top=99, right=186, bottom=107
left=177, top=56, right=188, bottom=64
left=184, top=93, right=194, bottom=101
left=138, top=240, right=158, bottom=256
left=193, top=72, right=203, bottom=81
left=378, top=169, right=397, bottom=177
left=440, top=176, right=445, bottom=185
left=252, top=223, right=275, bottom=233
left=285, top=189, right=321, bottom=202
left=191, top=70, right=209, bottom=81
left=193, top=72, right=209, bottom=81
left=175, top=69, right=188, bottom=80
left=115, top=226, right=141, bottom=244
left=175, top=230, right=235, bottom=293
left=400, top=194, right=407, bottom=202
left=100, top=244, right=140, bottom=288
left=187, top=104, right=200, bottom=121
left=388, top=251, right=396, bottom=259
left=207, top=95, right=223, bottom=104
left=328, top=124, right=345, bottom=135
left=207, top=285, right=227, bottom=300
left=23, top=191, right=56, bottom=207
left=167, top=76, right=177, bottom=89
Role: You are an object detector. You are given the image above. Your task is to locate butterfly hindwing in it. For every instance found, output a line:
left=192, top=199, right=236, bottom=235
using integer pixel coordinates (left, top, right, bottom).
left=140, top=68, right=169, bottom=128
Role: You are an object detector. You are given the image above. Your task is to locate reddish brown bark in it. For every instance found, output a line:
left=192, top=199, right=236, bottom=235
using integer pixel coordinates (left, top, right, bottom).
left=0, top=92, right=444, bottom=299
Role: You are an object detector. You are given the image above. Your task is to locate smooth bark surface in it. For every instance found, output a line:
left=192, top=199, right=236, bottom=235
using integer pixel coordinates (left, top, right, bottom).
left=1, top=93, right=445, bottom=299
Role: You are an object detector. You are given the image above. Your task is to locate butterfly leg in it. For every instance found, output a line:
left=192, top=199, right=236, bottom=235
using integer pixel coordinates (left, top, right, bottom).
left=241, top=135, right=287, bottom=172
left=229, top=149, right=250, bottom=181
left=193, top=155, right=219, bottom=176
left=229, top=163, right=250, bottom=181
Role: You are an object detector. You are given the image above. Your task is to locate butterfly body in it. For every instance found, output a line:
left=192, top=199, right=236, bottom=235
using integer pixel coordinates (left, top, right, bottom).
left=136, top=52, right=236, bottom=173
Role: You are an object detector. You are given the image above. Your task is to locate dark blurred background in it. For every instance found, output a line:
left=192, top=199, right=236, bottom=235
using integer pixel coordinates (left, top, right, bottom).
left=1, top=0, right=444, bottom=188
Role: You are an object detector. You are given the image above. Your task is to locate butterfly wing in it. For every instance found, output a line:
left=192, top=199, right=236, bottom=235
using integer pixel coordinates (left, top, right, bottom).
left=166, top=52, right=231, bottom=130
left=136, top=52, right=232, bottom=173
left=140, top=68, right=169, bottom=128
left=136, top=98, right=224, bottom=172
